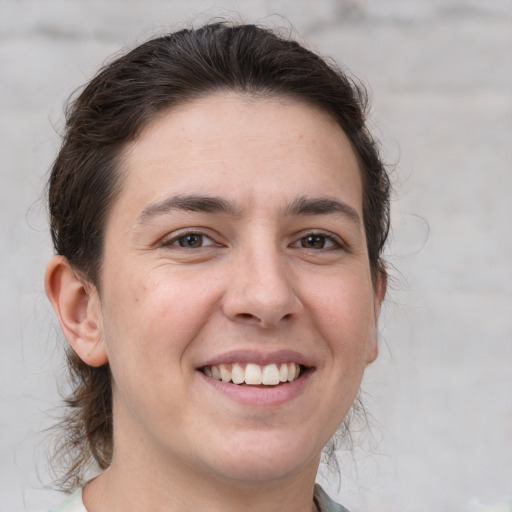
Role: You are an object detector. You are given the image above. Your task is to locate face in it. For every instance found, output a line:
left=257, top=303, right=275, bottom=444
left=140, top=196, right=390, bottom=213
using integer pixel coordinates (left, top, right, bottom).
left=96, top=93, right=381, bottom=487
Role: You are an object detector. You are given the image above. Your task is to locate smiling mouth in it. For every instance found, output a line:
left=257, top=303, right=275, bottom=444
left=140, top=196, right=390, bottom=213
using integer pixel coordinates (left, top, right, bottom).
left=200, top=362, right=305, bottom=386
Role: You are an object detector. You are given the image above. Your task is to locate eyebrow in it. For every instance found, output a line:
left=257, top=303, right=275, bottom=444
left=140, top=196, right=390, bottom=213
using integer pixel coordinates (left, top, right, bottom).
left=137, top=194, right=242, bottom=223
left=137, top=193, right=361, bottom=226
left=285, top=196, right=361, bottom=226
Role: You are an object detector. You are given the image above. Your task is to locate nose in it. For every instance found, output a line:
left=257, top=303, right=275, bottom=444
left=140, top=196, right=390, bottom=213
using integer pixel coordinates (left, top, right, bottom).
left=222, top=243, right=303, bottom=328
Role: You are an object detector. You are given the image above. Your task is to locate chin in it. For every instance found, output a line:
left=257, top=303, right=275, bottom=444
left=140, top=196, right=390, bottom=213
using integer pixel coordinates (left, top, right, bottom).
left=201, top=432, right=320, bottom=485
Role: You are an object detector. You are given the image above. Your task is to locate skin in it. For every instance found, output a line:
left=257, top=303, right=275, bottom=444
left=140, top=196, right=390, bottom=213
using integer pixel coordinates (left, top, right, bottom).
left=46, top=93, right=384, bottom=512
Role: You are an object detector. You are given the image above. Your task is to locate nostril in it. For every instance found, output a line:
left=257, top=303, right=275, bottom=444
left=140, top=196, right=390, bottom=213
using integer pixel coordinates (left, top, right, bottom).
left=236, top=312, right=293, bottom=324
left=235, top=312, right=263, bottom=325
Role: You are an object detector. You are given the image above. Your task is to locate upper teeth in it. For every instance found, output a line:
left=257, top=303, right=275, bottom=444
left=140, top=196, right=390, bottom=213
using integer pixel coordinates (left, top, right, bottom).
left=203, top=362, right=301, bottom=385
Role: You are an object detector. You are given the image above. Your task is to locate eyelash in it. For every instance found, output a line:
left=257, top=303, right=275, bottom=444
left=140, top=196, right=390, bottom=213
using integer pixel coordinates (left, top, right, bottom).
left=291, top=232, right=345, bottom=251
left=161, top=230, right=218, bottom=249
left=160, top=230, right=345, bottom=251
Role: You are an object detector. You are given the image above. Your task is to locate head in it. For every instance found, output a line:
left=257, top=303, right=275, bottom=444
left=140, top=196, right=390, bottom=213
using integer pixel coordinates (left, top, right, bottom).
left=46, top=22, right=390, bottom=490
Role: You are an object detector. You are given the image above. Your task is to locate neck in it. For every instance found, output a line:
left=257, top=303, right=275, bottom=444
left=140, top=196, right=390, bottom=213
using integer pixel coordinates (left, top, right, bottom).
left=83, top=437, right=320, bottom=512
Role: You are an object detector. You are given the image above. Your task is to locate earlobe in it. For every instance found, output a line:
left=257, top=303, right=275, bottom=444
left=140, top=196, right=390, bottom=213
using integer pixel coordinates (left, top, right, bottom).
left=366, top=274, right=387, bottom=365
left=45, top=255, right=108, bottom=367
left=366, top=327, right=379, bottom=365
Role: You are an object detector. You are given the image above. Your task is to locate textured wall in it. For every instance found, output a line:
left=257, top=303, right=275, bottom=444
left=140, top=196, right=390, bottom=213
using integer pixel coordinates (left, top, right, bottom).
left=1, top=1, right=511, bottom=511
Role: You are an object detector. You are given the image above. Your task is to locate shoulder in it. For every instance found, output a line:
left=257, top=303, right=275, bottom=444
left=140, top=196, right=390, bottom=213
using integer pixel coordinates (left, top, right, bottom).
left=48, top=488, right=87, bottom=512
left=314, top=484, right=351, bottom=512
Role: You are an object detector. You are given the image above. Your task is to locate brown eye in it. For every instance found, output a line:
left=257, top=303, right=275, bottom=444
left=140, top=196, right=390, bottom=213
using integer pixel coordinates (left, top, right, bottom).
left=178, top=234, right=204, bottom=248
left=301, top=235, right=326, bottom=249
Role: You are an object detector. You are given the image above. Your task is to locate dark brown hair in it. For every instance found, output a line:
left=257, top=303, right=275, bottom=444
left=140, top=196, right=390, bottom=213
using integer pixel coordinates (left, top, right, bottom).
left=48, top=21, right=390, bottom=490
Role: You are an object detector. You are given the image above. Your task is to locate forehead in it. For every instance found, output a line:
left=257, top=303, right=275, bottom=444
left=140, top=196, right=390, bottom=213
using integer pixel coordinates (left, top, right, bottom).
left=134, top=92, right=353, bottom=157
left=116, top=93, right=363, bottom=218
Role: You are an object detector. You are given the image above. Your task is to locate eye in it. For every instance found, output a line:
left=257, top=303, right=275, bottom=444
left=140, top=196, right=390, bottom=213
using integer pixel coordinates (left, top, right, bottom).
left=178, top=233, right=205, bottom=248
left=164, top=232, right=217, bottom=249
left=292, top=233, right=342, bottom=250
left=301, top=235, right=330, bottom=249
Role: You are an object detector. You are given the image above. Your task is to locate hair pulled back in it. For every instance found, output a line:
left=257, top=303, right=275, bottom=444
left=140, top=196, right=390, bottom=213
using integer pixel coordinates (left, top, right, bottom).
left=48, top=22, right=390, bottom=490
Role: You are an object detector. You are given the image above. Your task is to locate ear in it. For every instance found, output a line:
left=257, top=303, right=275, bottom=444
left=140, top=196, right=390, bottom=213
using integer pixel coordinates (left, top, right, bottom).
left=45, top=255, right=108, bottom=367
left=366, top=273, right=387, bottom=365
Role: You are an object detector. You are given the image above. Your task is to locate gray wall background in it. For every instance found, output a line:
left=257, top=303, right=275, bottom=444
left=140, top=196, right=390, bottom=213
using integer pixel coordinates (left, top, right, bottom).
left=1, top=1, right=511, bottom=511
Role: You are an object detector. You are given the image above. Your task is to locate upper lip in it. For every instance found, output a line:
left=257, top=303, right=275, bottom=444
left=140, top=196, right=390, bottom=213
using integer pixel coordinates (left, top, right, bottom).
left=197, top=349, right=314, bottom=369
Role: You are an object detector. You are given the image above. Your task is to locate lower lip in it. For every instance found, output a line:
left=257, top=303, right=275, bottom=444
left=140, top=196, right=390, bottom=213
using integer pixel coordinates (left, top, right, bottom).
left=198, top=369, right=312, bottom=407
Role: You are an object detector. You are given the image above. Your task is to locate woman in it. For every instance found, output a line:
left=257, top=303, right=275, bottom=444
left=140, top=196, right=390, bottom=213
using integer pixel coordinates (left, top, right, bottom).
left=45, top=22, right=390, bottom=512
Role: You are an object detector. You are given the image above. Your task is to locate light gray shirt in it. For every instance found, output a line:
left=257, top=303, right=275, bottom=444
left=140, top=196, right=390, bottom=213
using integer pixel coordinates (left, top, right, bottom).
left=50, top=483, right=350, bottom=512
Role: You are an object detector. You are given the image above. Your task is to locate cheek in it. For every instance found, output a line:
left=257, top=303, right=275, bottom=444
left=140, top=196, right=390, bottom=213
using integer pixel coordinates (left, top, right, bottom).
left=101, top=268, right=217, bottom=365
left=99, top=276, right=192, bottom=416
left=307, top=272, right=376, bottom=361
